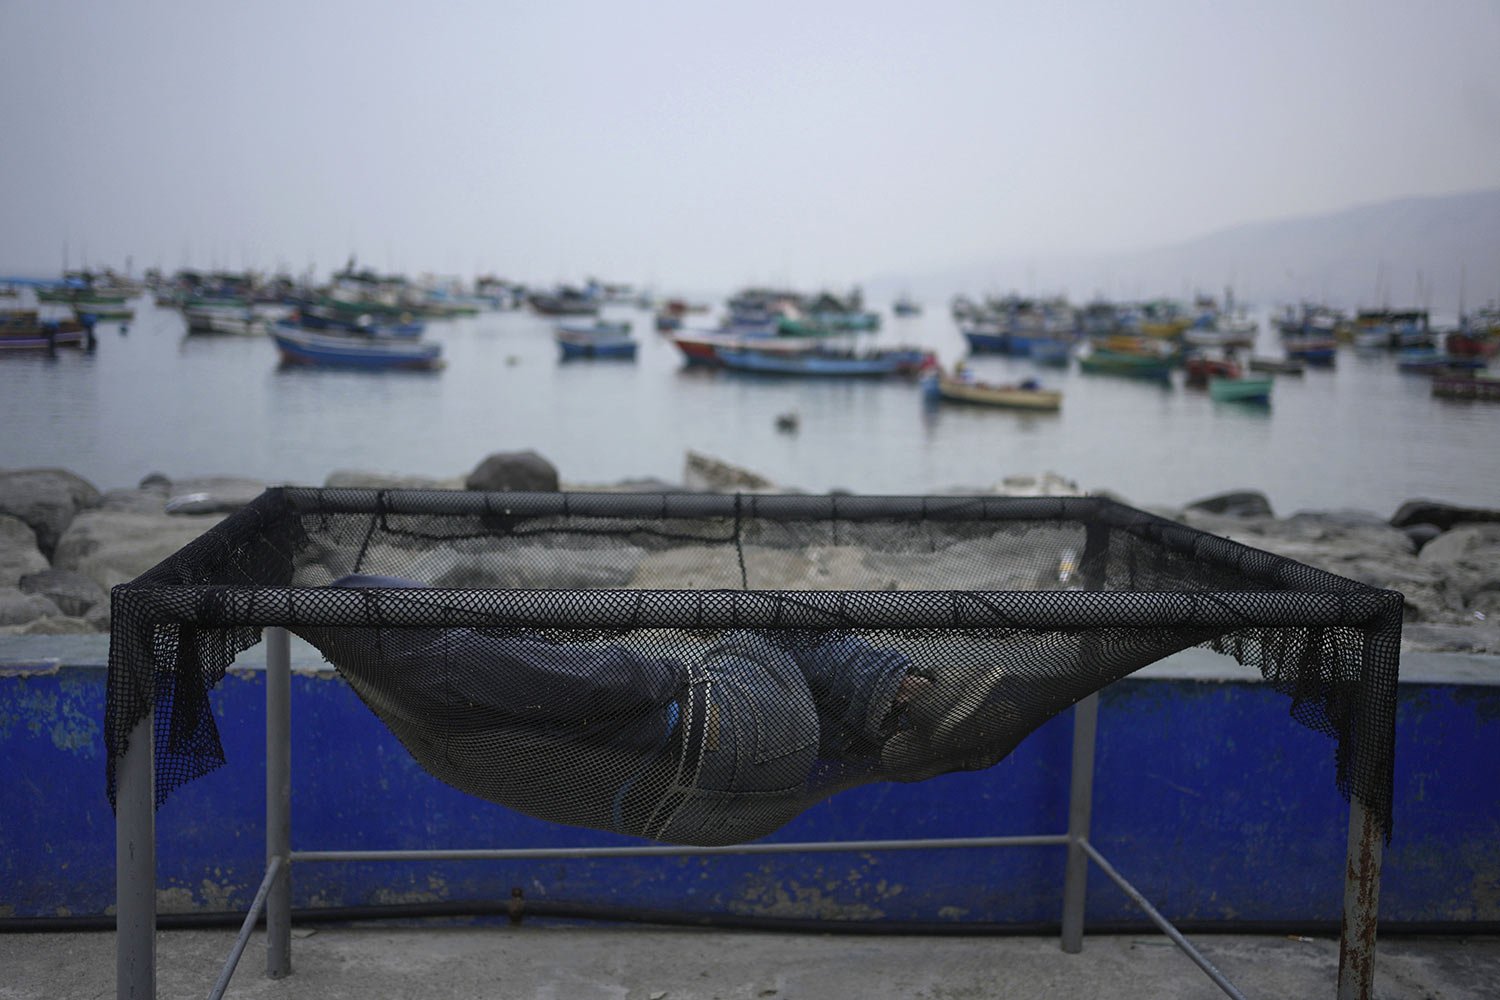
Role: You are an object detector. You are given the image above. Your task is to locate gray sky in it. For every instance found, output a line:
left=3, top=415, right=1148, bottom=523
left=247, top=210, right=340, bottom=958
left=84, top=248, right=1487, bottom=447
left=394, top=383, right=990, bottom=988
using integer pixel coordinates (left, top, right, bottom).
left=2, top=0, right=1498, bottom=293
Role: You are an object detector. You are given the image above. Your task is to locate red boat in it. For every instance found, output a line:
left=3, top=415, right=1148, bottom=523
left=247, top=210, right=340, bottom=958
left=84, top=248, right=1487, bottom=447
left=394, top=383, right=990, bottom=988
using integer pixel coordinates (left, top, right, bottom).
left=1184, top=353, right=1241, bottom=386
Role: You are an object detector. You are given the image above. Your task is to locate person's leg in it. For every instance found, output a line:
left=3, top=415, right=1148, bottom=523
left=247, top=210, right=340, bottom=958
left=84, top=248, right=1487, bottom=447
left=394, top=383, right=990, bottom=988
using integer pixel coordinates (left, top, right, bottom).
left=647, top=630, right=822, bottom=845
left=766, top=631, right=917, bottom=758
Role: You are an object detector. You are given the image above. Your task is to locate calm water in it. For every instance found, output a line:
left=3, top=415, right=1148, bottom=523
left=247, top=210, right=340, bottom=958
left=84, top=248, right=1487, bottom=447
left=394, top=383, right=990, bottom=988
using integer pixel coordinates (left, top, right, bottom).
left=2, top=297, right=1496, bottom=517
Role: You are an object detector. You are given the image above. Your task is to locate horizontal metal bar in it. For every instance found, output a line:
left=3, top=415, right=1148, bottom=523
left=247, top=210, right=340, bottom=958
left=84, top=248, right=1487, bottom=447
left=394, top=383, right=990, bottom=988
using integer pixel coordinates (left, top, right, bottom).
left=128, top=584, right=1390, bottom=633
left=280, top=487, right=1103, bottom=524
left=292, top=834, right=1070, bottom=864
left=1080, top=840, right=1248, bottom=1000
left=207, top=855, right=283, bottom=1000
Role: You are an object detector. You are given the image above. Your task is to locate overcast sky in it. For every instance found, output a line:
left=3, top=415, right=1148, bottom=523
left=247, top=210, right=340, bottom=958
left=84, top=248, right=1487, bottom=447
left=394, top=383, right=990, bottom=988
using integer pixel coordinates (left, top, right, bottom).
left=2, top=0, right=1497, bottom=292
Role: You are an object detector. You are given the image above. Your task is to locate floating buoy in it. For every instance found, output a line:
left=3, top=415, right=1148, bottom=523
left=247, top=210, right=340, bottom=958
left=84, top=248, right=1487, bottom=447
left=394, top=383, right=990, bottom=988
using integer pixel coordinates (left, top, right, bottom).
left=775, top=411, right=799, bottom=433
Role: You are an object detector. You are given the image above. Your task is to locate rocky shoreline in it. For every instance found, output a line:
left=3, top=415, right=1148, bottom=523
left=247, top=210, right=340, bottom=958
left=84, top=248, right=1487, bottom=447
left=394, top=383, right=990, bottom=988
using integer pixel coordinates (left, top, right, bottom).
left=3, top=451, right=1497, bottom=654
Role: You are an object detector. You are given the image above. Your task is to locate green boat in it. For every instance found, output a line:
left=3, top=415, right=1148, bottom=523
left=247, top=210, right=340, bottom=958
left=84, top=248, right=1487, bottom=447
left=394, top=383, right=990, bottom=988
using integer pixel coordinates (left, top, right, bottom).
left=1078, top=347, right=1173, bottom=378
left=1208, top=375, right=1273, bottom=404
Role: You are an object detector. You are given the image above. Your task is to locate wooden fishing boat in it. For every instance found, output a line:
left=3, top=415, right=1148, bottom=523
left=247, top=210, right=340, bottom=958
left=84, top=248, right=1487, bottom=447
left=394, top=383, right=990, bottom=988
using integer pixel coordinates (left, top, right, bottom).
left=922, top=369, right=1061, bottom=410
left=272, top=321, right=443, bottom=370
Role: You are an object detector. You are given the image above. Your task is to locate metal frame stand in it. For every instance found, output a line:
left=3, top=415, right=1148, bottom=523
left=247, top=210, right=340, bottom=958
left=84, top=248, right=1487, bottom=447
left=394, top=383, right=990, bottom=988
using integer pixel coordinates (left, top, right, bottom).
left=116, top=630, right=1386, bottom=999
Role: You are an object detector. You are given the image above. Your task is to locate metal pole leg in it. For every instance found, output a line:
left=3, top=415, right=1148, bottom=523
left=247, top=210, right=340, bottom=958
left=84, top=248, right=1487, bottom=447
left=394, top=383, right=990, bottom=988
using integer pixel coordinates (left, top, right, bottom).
left=1337, top=795, right=1384, bottom=1000
left=266, top=627, right=292, bottom=978
left=116, top=711, right=156, bottom=1000
left=1060, top=692, right=1099, bottom=953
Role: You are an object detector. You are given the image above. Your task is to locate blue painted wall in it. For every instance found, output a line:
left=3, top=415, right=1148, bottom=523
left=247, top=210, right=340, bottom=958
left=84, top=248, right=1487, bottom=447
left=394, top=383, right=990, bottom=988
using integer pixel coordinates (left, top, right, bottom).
left=2, top=664, right=1495, bottom=925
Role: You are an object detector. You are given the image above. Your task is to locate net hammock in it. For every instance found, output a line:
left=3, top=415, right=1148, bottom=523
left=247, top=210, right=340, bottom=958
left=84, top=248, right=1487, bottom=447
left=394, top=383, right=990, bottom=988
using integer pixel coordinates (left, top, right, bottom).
left=106, top=489, right=1402, bottom=845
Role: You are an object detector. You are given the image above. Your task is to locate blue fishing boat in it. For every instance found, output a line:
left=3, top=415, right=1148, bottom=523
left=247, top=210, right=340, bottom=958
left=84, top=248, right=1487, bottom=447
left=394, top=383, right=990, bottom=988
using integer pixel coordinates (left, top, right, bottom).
left=272, top=321, right=443, bottom=370
left=960, top=324, right=1008, bottom=354
left=556, top=321, right=636, bottom=360
left=296, top=306, right=424, bottom=338
left=713, top=343, right=935, bottom=377
left=1396, top=349, right=1488, bottom=374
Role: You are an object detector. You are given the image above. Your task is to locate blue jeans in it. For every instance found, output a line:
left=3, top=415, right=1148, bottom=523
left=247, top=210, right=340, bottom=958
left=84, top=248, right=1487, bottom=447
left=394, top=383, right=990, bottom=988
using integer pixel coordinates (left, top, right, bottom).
left=312, top=576, right=912, bottom=845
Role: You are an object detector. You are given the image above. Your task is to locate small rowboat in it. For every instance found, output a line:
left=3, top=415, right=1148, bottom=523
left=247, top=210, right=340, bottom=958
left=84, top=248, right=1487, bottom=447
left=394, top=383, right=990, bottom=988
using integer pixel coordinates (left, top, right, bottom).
left=923, top=370, right=1061, bottom=410
left=1208, top=375, right=1273, bottom=404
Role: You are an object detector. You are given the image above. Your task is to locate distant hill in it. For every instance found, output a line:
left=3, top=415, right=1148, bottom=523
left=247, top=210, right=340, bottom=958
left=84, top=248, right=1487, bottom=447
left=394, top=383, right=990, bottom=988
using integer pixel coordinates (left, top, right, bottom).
left=874, top=189, right=1500, bottom=316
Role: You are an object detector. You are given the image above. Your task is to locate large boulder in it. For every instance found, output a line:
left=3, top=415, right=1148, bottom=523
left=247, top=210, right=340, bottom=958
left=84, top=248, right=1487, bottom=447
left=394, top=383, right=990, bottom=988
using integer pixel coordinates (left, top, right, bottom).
left=19, top=568, right=109, bottom=618
left=0, top=586, right=62, bottom=627
left=1418, top=524, right=1500, bottom=610
left=1183, top=490, right=1274, bottom=519
left=52, top=508, right=229, bottom=591
left=0, top=468, right=101, bottom=558
left=1390, top=500, right=1500, bottom=531
left=0, top=514, right=49, bottom=586
left=464, top=451, right=560, bottom=493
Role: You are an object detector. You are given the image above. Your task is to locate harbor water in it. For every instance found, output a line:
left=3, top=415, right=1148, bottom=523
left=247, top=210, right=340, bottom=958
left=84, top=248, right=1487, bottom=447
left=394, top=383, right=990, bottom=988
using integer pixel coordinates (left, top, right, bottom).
left=1, top=297, right=1495, bottom=516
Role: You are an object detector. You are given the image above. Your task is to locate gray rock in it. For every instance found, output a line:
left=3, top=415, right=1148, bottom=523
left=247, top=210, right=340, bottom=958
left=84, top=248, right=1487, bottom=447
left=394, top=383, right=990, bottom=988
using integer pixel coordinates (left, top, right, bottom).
left=164, top=476, right=268, bottom=514
left=324, top=470, right=464, bottom=490
left=1390, top=499, right=1500, bottom=531
left=0, top=586, right=62, bottom=627
left=0, top=468, right=101, bottom=557
left=1400, top=621, right=1500, bottom=654
left=682, top=451, right=776, bottom=493
left=1418, top=524, right=1500, bottom=607
left=0, top=614, right=97, bottom=636
left=19, top=568, right=108, bottom=617
left=1184, top=490, right=1274, bottom=519
left=52, top=507, right=229, bottom=591
left=0, top=514, right=49, bottom=586
left=98, top=487, right=172, bottom=514
left=464, top=450, right=561, bottom=493
left=1401, top=523, right=1445, bottom=550
left=138, top=472, right=172, bottom=492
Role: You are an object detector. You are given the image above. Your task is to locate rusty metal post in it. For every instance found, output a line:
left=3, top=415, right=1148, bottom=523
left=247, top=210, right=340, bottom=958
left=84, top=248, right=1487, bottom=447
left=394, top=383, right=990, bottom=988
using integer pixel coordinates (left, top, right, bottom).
left=1337, top=793, right=1383, bottom=1000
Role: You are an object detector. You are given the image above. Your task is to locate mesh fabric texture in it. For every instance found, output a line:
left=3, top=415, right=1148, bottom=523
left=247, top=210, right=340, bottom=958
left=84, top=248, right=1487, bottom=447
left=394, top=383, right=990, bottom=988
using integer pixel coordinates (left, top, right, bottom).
left=107, top=488, right=1402, bottom=844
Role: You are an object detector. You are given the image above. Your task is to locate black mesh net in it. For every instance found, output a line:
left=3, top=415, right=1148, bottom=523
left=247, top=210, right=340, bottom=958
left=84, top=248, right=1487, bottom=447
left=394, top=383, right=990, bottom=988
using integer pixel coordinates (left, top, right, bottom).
left=107, top=489, right=1402, bottom=844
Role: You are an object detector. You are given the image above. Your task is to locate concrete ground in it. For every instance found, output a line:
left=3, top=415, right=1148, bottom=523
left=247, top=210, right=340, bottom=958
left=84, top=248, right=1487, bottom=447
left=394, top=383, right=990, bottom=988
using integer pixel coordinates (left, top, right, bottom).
left=1, top=925, right=1495, bottom=1000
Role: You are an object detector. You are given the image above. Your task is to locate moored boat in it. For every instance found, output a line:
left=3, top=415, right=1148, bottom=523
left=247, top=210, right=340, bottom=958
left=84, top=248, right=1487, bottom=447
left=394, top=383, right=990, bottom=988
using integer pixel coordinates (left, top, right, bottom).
left=0, top=311, right=96, bottom=351
left=271, top=321, right=443, bottom=370
left=1396, top=349, right=1489, bottom=374
left=1208, top=375, right=1273, bottom=404
left=922, top=368, right=1061, bottom=411
left=1431, top=372, right=1500, bottom=401
left=1078, top=343, right=1175, bottom=379
left=713, top=342, right=934, bottom=377
left=1247, top=356, right=1305, bottom=375
left=555, top=321, right=636, bottom=360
